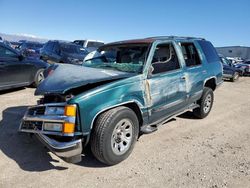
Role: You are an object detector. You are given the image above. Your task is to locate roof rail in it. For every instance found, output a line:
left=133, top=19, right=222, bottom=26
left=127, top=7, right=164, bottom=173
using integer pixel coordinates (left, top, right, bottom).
left=146, top=36, right=205, bottom=40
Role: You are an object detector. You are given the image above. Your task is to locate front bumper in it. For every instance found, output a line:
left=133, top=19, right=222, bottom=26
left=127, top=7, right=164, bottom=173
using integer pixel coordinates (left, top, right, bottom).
left=223, top=73, right=233, bottom=79
left=36, top=133, right=82, bottom=159
left=19, top=103, right=83, bottom=161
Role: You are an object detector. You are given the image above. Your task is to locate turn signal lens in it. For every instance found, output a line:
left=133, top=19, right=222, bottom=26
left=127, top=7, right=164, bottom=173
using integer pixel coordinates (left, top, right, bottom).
left=63, top=122, right=75, bottom=134
left=64, top=105, right=76, bottom=116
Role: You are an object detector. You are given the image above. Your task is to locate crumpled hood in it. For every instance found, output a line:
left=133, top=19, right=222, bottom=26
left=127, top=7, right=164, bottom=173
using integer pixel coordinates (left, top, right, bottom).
left=35, top=64, right=135, bottom=95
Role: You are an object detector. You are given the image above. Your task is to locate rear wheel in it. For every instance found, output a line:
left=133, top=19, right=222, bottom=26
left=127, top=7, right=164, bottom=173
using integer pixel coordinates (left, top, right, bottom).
left=193, top=87, right=214, bottom=119
left=91, top=106, right=139, bottom=165
left=32, top=69, right=45, bottom=87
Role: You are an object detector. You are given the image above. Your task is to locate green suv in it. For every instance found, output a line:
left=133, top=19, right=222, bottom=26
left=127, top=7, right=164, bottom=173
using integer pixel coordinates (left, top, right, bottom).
left=19, top=36, right=223, bottom=165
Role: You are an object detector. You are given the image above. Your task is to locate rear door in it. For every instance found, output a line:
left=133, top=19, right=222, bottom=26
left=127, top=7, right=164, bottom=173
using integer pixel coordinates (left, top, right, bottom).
left=178, top=42, right=205, bottom=104
left=147, top=42, right=187, bottom=124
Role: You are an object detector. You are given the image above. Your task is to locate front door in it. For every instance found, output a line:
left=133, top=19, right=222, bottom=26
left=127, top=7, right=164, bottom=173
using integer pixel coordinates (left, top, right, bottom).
left=147, top=42, right=187, bottom=124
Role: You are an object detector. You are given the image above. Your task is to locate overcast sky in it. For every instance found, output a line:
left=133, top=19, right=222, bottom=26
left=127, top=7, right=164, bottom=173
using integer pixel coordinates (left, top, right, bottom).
left=0, top=0, right=249, bottom=46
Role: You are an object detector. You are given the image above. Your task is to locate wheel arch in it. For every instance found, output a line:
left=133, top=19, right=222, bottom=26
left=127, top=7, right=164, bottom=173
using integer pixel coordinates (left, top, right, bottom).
left=90, top=101, right=144, bottom=131
left=204, top=77, right=217, bottom=91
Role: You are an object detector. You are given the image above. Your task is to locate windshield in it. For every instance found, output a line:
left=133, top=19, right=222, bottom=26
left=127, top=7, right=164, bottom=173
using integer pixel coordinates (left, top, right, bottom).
left=60, top=43, right=87, bottom=54
left=83, top=44, right=150, bottom=73
left=221, top=57, right=231, bottom=65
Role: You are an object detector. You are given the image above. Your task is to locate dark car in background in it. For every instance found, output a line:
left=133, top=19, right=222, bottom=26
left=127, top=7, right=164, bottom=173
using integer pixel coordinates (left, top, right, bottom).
left=16, top=41, right=44, bottom=58
left=220, top=56, right=240, bottom=82
left=40, top=40, right=88, bottom=65
left=0, top=42, right=49, bottom=91
left=234, top=60, right=250, bottom=76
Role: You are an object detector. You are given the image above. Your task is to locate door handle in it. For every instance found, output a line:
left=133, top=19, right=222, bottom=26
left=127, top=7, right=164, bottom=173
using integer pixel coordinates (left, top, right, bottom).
left=181, top=76, right=186, bottom=80
left=202, top=70, right=207, bottom=74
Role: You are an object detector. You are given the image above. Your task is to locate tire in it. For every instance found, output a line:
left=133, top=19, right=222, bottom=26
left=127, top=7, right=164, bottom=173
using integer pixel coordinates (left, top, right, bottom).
left=91, top=106, right=139, bottom=165
left=193, top=87, right=214, bottom=119
left=230, top=72, right=239, bottom=82
left=32, top=69, right=45, bottom=87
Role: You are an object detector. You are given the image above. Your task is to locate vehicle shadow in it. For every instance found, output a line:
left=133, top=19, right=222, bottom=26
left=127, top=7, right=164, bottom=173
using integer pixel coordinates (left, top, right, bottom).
left=0, top=87, right=26, bottom=95
left=0, top=106, right=106, bottom=171
left=177, top=111, right=200, bottom=119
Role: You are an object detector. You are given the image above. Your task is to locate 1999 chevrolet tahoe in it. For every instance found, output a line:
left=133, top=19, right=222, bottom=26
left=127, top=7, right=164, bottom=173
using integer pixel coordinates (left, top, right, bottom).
left=19, top=36, right=223, bottom=165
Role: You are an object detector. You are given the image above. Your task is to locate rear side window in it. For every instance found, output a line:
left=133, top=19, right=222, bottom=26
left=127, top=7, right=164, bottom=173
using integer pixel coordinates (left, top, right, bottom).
left=198, top=40, right=220, bottom=63
left=180, top=43, right=201, bottom=67
left=0, top=46, right=16, bottom=57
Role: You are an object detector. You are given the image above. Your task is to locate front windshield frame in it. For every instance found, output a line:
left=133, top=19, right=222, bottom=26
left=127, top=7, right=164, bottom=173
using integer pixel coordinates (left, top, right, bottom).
left=83, top=43, right=151, bottom=74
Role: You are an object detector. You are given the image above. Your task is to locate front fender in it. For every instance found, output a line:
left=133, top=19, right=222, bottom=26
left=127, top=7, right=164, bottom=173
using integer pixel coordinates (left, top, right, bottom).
left=71, top=80, right=147, bottom=134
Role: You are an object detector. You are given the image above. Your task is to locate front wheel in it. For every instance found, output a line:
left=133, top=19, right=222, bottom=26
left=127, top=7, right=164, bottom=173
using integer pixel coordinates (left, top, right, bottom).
left=230, top=72, right=239, bottom=82
left=193, top=87, right=214, bottom=119
left=91, top=106, right=139, bottom=165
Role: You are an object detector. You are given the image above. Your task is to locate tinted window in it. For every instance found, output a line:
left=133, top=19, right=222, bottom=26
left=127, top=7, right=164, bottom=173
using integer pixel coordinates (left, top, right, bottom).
left=0, top=46, right=16, bottom=57
left=74, top=40, right=85, bottom=46
left=60, top=44, right=80, bottom=53
left=198, top=40, right=220, bottom=63
left=181, top=43, right=201, bottom=67
left=87, top=42, right=104, bottom=48
left=151, top=43, right=180, bottom=74
left=26, top=43, right=43, bottom=49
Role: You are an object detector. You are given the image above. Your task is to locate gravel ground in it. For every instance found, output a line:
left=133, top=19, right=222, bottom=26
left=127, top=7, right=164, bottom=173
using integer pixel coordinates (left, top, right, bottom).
left=0, top=78, right=250, bottom=188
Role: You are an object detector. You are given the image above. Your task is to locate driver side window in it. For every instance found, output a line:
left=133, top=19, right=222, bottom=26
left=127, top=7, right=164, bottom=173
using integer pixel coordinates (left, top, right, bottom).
left=0, top=46, right=16, bottom=57
left=151, top=43, right=180, bottom=74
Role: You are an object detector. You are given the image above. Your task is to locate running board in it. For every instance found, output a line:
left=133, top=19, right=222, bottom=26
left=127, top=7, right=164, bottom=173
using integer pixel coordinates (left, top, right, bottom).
left=140, top=103, right=199, bottom=134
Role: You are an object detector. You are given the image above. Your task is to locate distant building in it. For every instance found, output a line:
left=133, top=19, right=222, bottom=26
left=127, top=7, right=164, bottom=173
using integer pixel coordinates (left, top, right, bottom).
left=216, top=46, right=250, bottom=60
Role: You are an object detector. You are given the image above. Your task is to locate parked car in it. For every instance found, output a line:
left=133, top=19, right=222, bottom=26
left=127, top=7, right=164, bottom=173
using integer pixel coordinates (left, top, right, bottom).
left=220, top=56, right=240, bottom=82
left=226, top=57, right=244, bottom=64
left=16, top=41, right=44, bottom=58
left=234, top=60, right=250, bottom=76
left=73, top=39, right=104, bottom=52
left=0, top=42, right=49, bottom=91
left=19, top=36, right=223, bottom=165
left=40, top=40, right=88, bottom=65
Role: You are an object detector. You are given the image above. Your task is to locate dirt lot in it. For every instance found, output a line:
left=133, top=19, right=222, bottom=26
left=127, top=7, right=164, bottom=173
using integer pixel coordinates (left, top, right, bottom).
left=0, top=78, right=250, bottom=188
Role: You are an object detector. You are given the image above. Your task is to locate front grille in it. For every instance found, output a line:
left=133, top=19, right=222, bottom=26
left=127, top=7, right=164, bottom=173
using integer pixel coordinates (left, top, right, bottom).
left=28, top=106, right=46, bottom=116
left=21, top=121, right=43, bottom=131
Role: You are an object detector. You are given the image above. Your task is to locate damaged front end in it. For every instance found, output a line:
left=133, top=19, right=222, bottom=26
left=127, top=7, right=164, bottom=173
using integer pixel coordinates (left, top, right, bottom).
left=19, top=101, right=83, bottom=163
